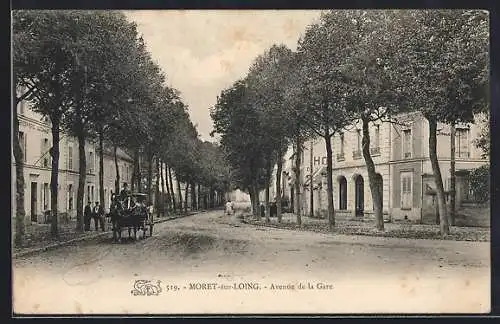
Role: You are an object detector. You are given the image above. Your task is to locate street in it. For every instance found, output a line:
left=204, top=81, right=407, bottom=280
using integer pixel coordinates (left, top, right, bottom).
left=13, top=209, right=490, bottom=314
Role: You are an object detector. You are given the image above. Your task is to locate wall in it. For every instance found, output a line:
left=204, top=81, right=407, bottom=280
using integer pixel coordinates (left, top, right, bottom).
left=13, top=101, right=134, bottom=223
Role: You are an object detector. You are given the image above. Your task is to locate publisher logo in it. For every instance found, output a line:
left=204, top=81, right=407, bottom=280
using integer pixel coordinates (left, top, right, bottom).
left=131, top=280, right=162, bottom=296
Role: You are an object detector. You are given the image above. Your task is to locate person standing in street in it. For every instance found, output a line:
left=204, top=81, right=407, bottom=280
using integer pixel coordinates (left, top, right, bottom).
left=84, top=201, right=92, bottom=231
left=225, top=200, right=234, bottom=215
left=93, top=201, right=105, bottom=231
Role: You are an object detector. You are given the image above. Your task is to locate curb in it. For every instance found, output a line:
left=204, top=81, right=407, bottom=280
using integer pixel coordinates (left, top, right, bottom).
left=13, top=211, right=204, bottom=259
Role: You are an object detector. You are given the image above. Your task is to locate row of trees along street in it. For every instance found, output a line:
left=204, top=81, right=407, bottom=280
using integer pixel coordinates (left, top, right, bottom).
left=210, top=10, right=489, bottom=237
left=12, top=11, right=231, bottom=246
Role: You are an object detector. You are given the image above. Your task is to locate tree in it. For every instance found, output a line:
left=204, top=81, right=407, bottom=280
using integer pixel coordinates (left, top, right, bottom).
left=281, top=53, right=315, bottom=226
left=247, top=44, right=296, bottom=223
left=468, top=165, right=490, bottom=203
left=211, top=79, right=269, bottom=217
left=13, top=10, right=84, bottom=237
left=11, top=17, right=42, bottom=244
left=402, top=10, right=489, bottom=235
left=338, top=10, right=416, bottom=230
left=474, top=112, right=490, bottom=158
left=292, top=11, right=359, bottom=230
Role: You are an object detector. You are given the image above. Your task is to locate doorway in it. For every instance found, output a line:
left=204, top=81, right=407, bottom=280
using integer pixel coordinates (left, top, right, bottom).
left=354, top=175, right=364, bottom=216
left=338, top=176, right=347, bottom=210
left=30, top=182, right=38, bottom=222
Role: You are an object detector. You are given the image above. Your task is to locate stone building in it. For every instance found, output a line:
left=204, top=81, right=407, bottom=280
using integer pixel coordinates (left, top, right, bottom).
left=278, top=111, right=488, bottom=222
left=12, top=91, right=134, bottom=224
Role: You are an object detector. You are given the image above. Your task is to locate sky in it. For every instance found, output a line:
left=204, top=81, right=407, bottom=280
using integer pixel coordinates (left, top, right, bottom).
left=124, top=10, right=322, bottom=142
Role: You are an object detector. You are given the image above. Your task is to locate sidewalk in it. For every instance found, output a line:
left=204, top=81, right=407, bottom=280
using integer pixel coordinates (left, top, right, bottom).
left=12, top=210, right=201, bottom=259
left=241, top=212, right=490, bottom=243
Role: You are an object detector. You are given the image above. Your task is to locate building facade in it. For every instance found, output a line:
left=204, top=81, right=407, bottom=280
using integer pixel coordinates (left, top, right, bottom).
left=12, top=93, right=134, bottom=224
left=278, top=111, right=488, bottom=222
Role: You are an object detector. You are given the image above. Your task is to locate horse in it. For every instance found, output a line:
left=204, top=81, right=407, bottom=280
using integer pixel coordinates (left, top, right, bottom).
left=109, top=196, right=141, bottom=242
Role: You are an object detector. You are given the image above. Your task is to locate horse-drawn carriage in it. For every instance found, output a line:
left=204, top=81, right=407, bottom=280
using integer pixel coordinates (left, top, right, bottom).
left=109, top=192, right=154, bottom=242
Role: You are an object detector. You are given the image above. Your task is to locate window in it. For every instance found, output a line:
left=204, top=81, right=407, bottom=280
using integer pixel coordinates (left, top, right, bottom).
left=338, top=176, right=347, bottom=210
left=357, top=129, right=361, bottom=151
left=353, top=130, right=362, bottom=159
left=41, top=138, right=49, bottom=167
left=19, top=131, right=27, bottom=162
left=340, top=133, right=345, bottom=154
left=43, top=183, right=49, bottom=211
left=400, top=172, right=413, bottom=209
left=68, top=145, right=73, bottom=170
left=89, top=151, right=94, bottom=173
left=68, top=184, right=73, bottom=210
left=402, top=129, right=412, bottom=158
left=374, top=125, right=380, bottom=148
left=457, top=128, right=470, bottom=158
left=444, top=178, right=451, bottom=191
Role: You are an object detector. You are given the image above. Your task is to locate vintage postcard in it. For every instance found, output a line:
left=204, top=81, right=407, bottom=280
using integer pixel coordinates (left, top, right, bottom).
left=11, top=9, right=490, bottom=315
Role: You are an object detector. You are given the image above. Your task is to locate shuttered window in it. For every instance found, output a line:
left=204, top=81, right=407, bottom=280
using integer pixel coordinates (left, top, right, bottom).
left=457, top=128, right=470, bottom=158
left=68, top=145, right=73, bottom=170
left=401, top=172, right=412, bottom=209
left=403, top=129, right=412, bottom=158
left=19, top=132, right=27, bottom=162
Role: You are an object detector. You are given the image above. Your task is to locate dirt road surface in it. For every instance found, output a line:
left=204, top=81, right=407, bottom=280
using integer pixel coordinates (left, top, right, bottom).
left=13, top=210, right=490, bottom=314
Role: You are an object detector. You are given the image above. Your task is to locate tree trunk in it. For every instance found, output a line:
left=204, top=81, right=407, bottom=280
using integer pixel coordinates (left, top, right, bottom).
left=361, top=118, right=384, bottom=231
left=160, top=160, right=166, bottom=216
left=324, top=133, right=335, bottom=230
left=203, top=188, right=208, bottom=210
left=76, top=130, right=86, bottom=232
left=428, top=117, right=449, bottom=236
left=130, top=150, right=137, bottom=192
left=248, top=187, right=256, bottom=216
left=265, top=162, right=271, bottom=223
left=147, top=153, right=153, bottom=204
left=155, top=157, right=160, bottom=218
left=114, top=145, right=120, bottom=194
left=49, top=116, right=61, bottom=237
left=168, top=166, right=176, bottom=212
left=209, top=187, right=214, bottom=209
left=276, top=147, right=283, bottom=223
left=13, top=75, right=25, bottom=247
left=137, top=151, right=142, bottom=192
left=191, top=182, right=196, bottom=210
left=99, top=130, right=105, bottom=209
left=309, top=139, right=314, bottom=217
left=197, top=184, right=201, bottom=210
left=176, top=176, right=183, bottom=213
left=294, top=137, right=302, bottom=226
left=164, top=163, right=170, bottom=212
left=450, top=123, right=456, bottom=226
left=184, top=182, right=189, bottom=214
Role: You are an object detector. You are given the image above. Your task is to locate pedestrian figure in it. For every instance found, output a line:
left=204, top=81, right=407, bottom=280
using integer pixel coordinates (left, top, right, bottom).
left=93, top=201, right=105, bottom=231
left=120, top=182, right=131, bottom=202
left=84, top=201, right=92, bottom=231
left=225, top=200, right=234, bottom=215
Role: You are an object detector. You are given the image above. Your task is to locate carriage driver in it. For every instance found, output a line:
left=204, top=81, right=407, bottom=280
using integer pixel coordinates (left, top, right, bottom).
left=119, top=183, right=131, bottom=201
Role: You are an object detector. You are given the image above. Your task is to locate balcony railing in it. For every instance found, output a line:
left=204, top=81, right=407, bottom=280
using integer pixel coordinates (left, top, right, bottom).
left=370, top=147, right=381, bottom=156
left=352, top=150, right=362, bottom=159
left=337, top=153, right=345, bottom=161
